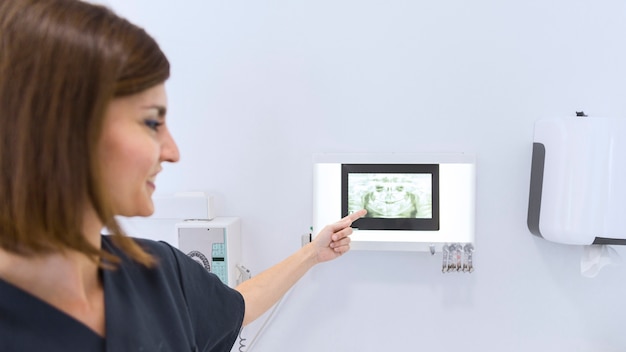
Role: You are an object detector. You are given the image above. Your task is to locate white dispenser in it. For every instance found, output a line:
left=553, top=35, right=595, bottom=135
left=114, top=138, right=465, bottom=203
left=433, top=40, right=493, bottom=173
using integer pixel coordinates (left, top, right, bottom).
left=528, top=116, right=626, bottom=245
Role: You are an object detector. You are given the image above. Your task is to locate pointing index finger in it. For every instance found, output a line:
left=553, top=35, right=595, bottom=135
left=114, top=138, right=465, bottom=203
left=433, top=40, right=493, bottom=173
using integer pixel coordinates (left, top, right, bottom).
left=345, top=209, right=367, bottom=224
left=328, top=209, right=368, bottom=233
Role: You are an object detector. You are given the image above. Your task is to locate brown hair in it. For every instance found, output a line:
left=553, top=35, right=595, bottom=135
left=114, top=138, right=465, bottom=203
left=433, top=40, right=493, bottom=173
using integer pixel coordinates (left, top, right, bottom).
left=0, top=0, right=170, bottom=266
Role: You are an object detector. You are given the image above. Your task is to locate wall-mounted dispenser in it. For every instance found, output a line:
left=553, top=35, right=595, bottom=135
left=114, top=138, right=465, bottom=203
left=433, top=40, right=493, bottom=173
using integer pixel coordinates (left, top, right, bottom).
left=528, top=116, right=626, bottom=245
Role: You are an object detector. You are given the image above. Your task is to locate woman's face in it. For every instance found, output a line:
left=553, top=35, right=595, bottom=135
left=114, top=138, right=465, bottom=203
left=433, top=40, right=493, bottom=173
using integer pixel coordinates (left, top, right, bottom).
left=98, top=84, right=179, bottom=217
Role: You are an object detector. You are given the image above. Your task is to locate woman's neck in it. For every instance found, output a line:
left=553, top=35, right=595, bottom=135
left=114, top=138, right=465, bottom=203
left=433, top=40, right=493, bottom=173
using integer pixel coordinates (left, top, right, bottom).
left=0, top=210, right=107, bottom=336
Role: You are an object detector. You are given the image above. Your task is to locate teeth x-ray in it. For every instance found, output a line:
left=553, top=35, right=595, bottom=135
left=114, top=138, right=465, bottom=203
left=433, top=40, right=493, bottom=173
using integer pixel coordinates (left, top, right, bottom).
left=347, top=173, right=432, bottom=219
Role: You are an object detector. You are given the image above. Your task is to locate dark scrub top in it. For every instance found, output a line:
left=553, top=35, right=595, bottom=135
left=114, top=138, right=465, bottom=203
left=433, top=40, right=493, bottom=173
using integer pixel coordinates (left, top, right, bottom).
left=0, top=236, right=245, bottom=352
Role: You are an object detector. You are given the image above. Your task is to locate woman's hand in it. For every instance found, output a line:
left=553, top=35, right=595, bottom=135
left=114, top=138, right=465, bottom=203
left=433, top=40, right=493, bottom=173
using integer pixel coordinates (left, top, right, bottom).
left=311, top=209, right=367, bottom=263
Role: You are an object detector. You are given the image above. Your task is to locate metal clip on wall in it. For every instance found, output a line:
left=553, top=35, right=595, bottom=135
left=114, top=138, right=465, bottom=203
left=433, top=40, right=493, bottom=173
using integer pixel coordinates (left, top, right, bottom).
left=442, top=243, right=474, bottom=273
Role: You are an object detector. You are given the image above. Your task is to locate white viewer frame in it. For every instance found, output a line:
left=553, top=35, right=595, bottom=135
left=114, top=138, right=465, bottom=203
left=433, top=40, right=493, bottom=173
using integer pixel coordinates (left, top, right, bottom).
left=313, top=153, right=476, bottom=252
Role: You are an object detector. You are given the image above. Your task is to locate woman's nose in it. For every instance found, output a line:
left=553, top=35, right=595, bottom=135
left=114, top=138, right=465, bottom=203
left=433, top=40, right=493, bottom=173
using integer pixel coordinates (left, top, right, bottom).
left=161, top=129, right=180, bottom=163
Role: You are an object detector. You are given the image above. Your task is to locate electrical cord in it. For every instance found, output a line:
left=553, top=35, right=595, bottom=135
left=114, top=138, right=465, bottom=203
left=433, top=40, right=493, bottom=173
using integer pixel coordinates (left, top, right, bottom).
left=236, top=289, right=290, bottom=352
left=237, top=328, right=247, bottom=352
left=237, top=233, right=309, bottom=351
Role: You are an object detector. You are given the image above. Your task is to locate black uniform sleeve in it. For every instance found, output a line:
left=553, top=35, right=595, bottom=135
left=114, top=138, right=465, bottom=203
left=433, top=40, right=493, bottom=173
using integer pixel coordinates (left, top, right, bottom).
left=105, top=237, right=245, bottom=352
left=156, top=240, right=245, bottom=352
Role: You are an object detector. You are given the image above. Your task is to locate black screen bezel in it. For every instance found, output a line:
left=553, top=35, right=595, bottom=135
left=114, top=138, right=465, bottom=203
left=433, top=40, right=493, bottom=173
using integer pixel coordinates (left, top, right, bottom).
left=342, top=163, right=440, bottom=231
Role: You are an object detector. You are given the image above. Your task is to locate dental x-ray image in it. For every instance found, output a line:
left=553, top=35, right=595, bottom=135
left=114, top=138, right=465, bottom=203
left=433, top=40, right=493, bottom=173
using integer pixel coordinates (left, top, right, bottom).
left=347, top=173, right=432, bottom=219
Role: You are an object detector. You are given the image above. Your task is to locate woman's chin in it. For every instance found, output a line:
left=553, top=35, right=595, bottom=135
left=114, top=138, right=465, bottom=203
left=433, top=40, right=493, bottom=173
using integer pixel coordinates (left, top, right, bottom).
left=117, top=202, right=155, bottom=218
left=136, top=204, right=155, bottom=217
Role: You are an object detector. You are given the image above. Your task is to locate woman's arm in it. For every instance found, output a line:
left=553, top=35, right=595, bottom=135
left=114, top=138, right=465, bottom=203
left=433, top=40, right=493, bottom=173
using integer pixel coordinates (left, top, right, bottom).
left=235, top=209, right=366, bottom=326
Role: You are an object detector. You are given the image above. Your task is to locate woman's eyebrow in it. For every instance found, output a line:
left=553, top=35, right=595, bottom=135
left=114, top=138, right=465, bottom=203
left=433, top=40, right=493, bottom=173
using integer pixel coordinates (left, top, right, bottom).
left=142, top=104, right=167, bottom=117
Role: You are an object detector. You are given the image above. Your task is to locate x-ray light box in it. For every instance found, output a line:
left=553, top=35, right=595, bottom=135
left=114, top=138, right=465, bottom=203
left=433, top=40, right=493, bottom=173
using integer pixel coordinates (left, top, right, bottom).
left=313, top=153, right=476, bottom=252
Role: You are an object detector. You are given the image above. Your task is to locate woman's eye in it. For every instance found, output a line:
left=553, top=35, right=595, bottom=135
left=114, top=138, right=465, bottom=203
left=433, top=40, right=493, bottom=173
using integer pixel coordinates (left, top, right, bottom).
left=144, top=119, right=163, bottom=131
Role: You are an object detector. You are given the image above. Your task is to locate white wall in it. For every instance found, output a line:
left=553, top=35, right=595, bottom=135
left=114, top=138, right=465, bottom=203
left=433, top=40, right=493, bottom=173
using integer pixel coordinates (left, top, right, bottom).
left=104, top=1, right=626, bottom=351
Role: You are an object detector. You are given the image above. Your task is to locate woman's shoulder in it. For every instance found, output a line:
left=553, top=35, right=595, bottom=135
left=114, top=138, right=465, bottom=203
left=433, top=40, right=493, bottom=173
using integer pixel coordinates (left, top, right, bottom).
left=101, top=235, right=174, bottom=260
left=100, top=235, right=183, bottom=279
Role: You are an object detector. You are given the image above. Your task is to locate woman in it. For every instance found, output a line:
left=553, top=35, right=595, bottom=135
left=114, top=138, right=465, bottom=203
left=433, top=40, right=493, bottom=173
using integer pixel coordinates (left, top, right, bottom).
left=0, top=0, right=365, bottom=351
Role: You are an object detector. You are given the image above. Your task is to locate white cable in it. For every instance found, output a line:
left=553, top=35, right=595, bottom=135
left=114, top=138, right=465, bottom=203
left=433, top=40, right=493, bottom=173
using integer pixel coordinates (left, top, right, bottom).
left=242, top=287, right=293, bottom=351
